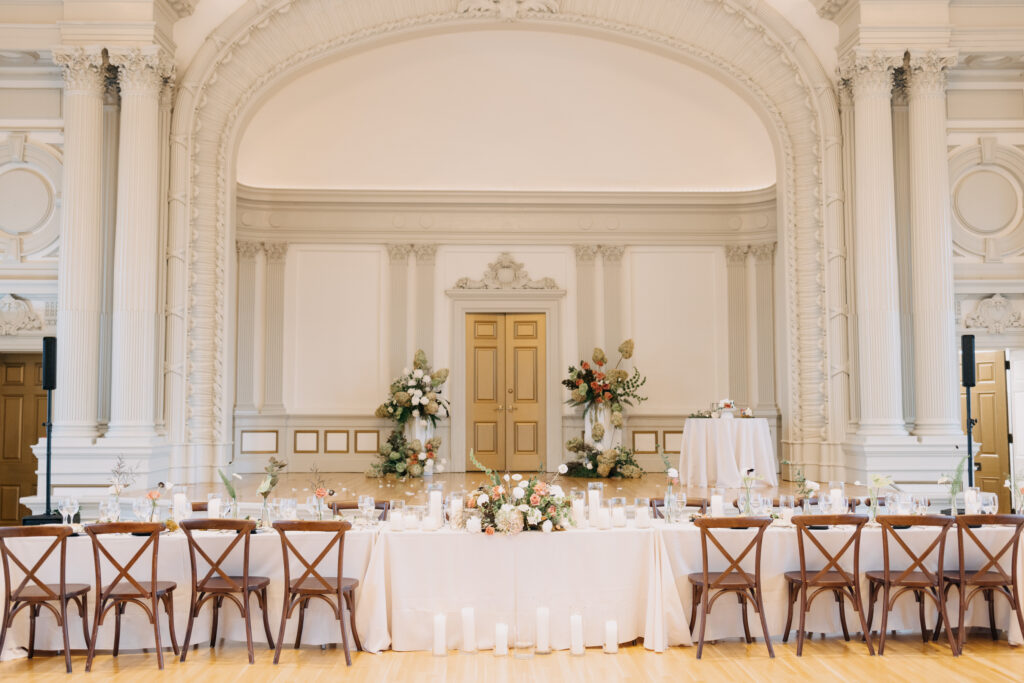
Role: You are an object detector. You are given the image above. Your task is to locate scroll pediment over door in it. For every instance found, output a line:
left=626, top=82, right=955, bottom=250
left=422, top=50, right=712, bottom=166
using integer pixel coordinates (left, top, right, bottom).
left=453, top=252, right=559, bottom=290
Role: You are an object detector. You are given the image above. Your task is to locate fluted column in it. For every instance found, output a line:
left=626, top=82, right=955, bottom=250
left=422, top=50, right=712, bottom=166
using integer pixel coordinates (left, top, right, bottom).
left=234, top=241, right=260, bottom=411
left=750, top=243, right=777, bottom=410
left=387, top=244, right=411, bottom=377
left=600, top=245, right=624, bottom=348
left=892, top=81, right=915, bottom=428
left=413, top=244, right=437, bottom=359
left=574, top=245, right=598, bottom=357
left=252, top=245, right=268, bottom=412
left=52, top=48, right=106, bottom=442
left=845, top=52, right=907, bottom=437
left=263, top=242, right=287, bottom=412
left=105, top=48, right=172, bottom=441
left=908, top=52, right=962, bottom=436
left=98, top=68, right=120, bottom=430
left=725, top=245, right=749, bottom=406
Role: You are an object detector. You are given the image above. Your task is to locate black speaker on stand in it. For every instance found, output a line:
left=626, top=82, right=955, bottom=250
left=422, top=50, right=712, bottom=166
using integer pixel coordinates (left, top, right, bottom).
left=962, top=334, right=977, bottom=488
left=23, top=336, right=60, bottom=525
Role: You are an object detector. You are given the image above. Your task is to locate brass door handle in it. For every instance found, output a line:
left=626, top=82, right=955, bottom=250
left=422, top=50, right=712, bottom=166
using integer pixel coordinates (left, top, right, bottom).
left=509, top=404, right=516, bottom=413
left=496, top=405, right=504, bottom=412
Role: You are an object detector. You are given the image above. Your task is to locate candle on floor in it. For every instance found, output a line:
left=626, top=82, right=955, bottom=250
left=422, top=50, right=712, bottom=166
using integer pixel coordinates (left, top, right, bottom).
left=634, top=505, right=651, bottom=528
left=604, top=620, right=618, bottom=654
left=536, top=607, right=550, bottom=654
left=570, top=614, right=585, bottom=655
left=494, top=623, right=508, bottom=656
left=433, top=613, right=446, bottom=656
left=461, top=607, right=476, bottom=653
left=710, top=494, right=724, bottom=517
left=207, top=498, right=221, bottom=519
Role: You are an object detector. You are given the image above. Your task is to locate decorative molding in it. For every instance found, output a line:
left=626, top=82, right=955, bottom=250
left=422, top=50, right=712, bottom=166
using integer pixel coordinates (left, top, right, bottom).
left=963, top=294, right=1024, bottom=334
left=599, top=245, right=624, bottom=263
left=163, top=0, right=198, bottom=19
left=0, top=295, right=42, bottom=336
left=750, top=242, right=777, bottom=263
left=412, top=243, right=438, bottom=264
left=574, top=245, right=599, bottom=262
left=907, top=51, right=959, bottom=96
left=264, top=241, right=287, bottom=262
left=726, top=245, right=749, bottom=265
left=453, top=252, right=558, bottom=290
left=457, top=0, right=558, bottom=21
left=236, top=240, right=262, bottom=259
left=840, top=51, right=902, bottom=99
left=52, top=47, right=105, bottom=93
left=387, top=243, right=412, bottom=264
left=108, top=47, right=174, bottom=93
left=814, top=0, right=851, bottom=21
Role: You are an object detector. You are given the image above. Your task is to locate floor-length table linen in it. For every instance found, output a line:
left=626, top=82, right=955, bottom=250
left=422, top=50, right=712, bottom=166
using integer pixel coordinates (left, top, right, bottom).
left=0, top=527, right=381, bottom=661
left=680, top=417, right=777, bottom=488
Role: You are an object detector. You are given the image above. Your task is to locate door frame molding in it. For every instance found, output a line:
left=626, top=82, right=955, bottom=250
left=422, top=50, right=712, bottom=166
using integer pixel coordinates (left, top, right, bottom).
left=447, top=288, right=565, bottom=473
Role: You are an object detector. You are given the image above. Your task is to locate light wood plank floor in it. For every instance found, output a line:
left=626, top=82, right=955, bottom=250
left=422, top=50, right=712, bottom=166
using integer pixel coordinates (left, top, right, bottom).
left=3, top=635, right=1020, bottom=682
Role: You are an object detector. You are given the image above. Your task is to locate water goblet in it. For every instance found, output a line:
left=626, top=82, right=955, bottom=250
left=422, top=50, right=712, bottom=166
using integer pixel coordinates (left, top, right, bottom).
left=749, top=493, right=765, bottom=516
left=818, top=492, right=832, bottom=515
left=133, top=497, right=151, bottom=522
left=980, top=492, right=998, bottom=515
left=779, top=495, right=795, bottom=524
left=912, top=495, right=929, bottom=515
left=66, top=497, right=79, bottom=525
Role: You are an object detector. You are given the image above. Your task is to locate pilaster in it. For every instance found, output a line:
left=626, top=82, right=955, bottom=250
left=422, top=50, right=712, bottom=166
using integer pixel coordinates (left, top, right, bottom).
left=263, top=242, right=288, bottom=413
left=750, top=242, right=777, bottom=412
left=387, top=243, right=412, bottom=378
left=574, top=245, right=598, bottom=357
left=599, top=245, right=624, bottom=349
left=413, top=244, right=437, bottom=359
left=725, top=245, right=750, bottom=406
left=234, top=240, right=260, bottom=411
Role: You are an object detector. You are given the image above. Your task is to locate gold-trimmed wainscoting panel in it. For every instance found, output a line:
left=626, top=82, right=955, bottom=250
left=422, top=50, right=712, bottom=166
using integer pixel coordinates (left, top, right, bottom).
left=354, top=430, right=380, bottom=453
left=293, top=430, right=319, bottom=454
left=631, top=430, right=659, bottom=454
left=325, top=430, right=350, bottom=453
left=240, top=430, right=279, bottom=455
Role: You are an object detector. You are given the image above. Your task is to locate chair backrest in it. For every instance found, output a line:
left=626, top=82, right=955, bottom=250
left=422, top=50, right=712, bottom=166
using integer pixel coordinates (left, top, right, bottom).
left=954, top=514, right=1024, bottom=588
left=273, top=520, right=352, bottom=594
left=328, top=500, right=389, bottom=520
left=180, top=518, right=256, bottom=593
left=84, top=522, right=165, bottom=598
left=876, top=514, right=953, bottom=586
left=792, top=514, right=868, bottom=585
left=191, top=501, right=208, bottom=512
left=693, top=516, right=772, bottom=590
left=0, top=525, right=72, bottom=601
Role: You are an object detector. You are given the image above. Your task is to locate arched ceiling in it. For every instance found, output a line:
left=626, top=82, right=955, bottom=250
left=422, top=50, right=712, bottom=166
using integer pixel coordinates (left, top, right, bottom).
left=235, top=29, right=777, bottom=192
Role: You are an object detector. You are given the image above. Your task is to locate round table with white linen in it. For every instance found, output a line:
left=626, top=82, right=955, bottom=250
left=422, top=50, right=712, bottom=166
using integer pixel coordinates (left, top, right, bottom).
left=680, top=416, right=777, bottom=488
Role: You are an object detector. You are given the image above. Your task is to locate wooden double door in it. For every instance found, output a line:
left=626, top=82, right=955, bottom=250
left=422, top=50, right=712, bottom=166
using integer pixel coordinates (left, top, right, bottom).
left=466, top=313, right=546, bottom=471
left=0, top=353, right=45, bottom=525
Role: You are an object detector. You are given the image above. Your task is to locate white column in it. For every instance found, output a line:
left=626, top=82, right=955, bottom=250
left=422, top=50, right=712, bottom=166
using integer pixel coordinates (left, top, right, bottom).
left=725, top=245, right=749, bottom=406
left=51, top=48, right=106, bottom=443
left=574, top=245, right=598, bottom=357
left=744, top=249, right=759, bottom=408
left=413, top=244, right=438, bottom=359
left=907, top=52, right=962, bottom=436
left=154, top=80, right=173, bottom=430
left=892, top=83, right=915, bottom=428
left=600, top=245, right=624, bottom=348
left=98, top=71, right=119, bottom=430
left=387, top=244, right=411, bottom=376
left=263, top=242, right=287, bottom=412
left=593, top=249, right=606, bottom=352
left=252, top=245, right=268, bottom=413
left=845, top=52, right=907, bottom=437
left=105, top=47, right=172, bottom=441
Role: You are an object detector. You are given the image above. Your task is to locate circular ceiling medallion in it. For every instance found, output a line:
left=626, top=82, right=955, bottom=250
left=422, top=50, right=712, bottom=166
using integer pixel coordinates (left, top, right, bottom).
left=0, top=168, right=53, bottom=234
left=953, top=168, right=1022, bottom=236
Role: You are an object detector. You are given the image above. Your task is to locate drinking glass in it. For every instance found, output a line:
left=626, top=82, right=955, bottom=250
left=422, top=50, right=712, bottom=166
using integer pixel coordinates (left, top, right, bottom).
left=609, top=497, right=627, bottom=527
left=97, top=498, right=111, bottom=523
left=221, top=498, right=234, bottom=520
left=133, top=497, right=152, bottom=522
left=408, top=505, right=427, bottom=530
left=749, top=493, right=765, bottom=516
left=779, top=495, right=795, bottom=524
left=912, top=495, right=930, bottom=515
left=64, top=497, right=79, bottom=525
left=667, top=494, right=686, bottom=524
left=280, top=498, right=298, bottom=520
left=818, top=492, right=832, bottom=515
left=885, top=493, right=898, bottom=512
left=980, top=492, right=998, bottom=515
left=359, top=495, right=376, bottom=525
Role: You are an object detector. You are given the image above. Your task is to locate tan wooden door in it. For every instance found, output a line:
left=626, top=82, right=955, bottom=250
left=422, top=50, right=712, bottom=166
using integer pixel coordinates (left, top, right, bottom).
left=466, top=313, right=546, bottom=471
left=961, top=350, right=1011, bottom=512
left=0, top=354, right=45, bottom=525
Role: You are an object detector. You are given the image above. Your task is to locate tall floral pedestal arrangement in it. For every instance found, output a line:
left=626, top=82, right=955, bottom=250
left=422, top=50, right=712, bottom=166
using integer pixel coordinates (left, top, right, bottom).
left=563, top=340, right=647, bottom=478
left=369, top=349, right=450, bottom=479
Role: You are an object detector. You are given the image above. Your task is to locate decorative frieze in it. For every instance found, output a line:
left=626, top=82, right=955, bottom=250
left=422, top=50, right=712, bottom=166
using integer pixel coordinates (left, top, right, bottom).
left=0, top=295, right=42, bottom=335
left=457, top=0, right=558, bottom=21
left=454, top=252, right=558, bottom=290
left=964, top=294, right=1024, bottom=334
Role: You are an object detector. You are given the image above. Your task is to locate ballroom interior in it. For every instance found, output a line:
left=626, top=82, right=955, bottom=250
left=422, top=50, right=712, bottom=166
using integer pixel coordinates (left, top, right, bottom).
left=3, top=0, right=1024, bottom=678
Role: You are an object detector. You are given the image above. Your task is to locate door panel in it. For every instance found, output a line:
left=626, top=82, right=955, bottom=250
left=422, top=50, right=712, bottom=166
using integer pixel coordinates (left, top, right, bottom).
left=0, top=353, right=44, bottom=525
left=466, top=313, right=546, bottom=471
left=961, top=350, right=1011, bottom=512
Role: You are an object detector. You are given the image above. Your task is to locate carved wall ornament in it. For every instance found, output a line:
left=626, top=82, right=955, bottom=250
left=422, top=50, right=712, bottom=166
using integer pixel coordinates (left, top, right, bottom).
left=0, top=294, right=42, bottom=335
left=387, top=243, right=413, bottom=264
left=52, top=47, right=106, bottom=93
left=907, top=51, right=958, bottom=96
left=457, top=0, right=558, bottom=21
left=574, top=245, right=599, bottom=262
left=963, top=294, right=1024, bottom=334
left=413, top=243, right=438, bottom=264
left=236, top=240, right=263, bottom=259
left=725, top=245, right=749, bottom=264
left=454, top=252, right=558, bottom=290
left=264, top=241, right=288, bottom=262
left=108, top=47, right=174, bottom=93
left=750, top=242, right=777, bottom=263
left=839, top=51, right=903, bottom=99
left=599, top=245, right=624, bottom=263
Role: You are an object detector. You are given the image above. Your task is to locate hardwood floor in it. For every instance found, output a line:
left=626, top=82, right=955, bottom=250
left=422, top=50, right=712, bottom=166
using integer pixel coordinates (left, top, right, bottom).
left=3, top=635, right=1020, bottom=681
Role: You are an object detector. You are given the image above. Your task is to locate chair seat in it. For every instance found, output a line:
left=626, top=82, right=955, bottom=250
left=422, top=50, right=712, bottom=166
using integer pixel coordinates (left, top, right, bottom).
left=198, top=575, right=271, bottom=593
left=865, top=570, right=936, bottom=587
left=14, top=583, right=90, bottom=601
left=105, top=580, right=177, bottom=598
left=289, top=576, right=359, bottom=594
left=686, top=572, right=753, bottom=589
left=940, top=569, right=1011, bottom=587
left=784, top=570, right=853, bottom=587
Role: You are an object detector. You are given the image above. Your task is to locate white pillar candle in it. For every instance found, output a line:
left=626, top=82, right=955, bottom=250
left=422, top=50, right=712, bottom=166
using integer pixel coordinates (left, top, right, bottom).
left=569, top=615, right=584, bottom=655
left=572, top=499, right=587, bottom=528
left=433, top=613, right=447, bottom=656
left=964, top=490, right=979, bottom=514
left=207, top=498, right=221, bottom=518
left=611, top=506, right=627, bottom=528
left=587, top=490, right=602, bottom=524
left=634, top=506, right=651, bottom=528
left=536, top=607, right=550, bottom=654
left=494, top=623, right=508, bottom=656
left=428, top=490, right=444, bottom=529
left=466, top=515, right=481, bottom=534
left=710, top=495, right=724, bottom=517
left=604, top=620, right=618, bottom=654
left=390, top=510, right=405, bottom=532
left=830, top=488, right=844, bottom=513
left=461, top=607, right=477, bottom=653
left=173, top=492, right=188, bottom=521
left=596, top=507, right=611, bottom=530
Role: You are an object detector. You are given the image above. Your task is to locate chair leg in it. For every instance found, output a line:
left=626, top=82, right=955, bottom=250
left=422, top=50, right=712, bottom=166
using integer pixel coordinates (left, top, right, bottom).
left=986, top=589, right=998, bottom=641
left=153, top=597, right=165, bottom=670
left=273, top=593, right=290, bottom=665
left=942, top=584, right=961, bottom=656
left=164, top=593, right=180, bottom=656
left=294, top=598, right=308, bottom=650
left=60, top=596, right=72, bottom=673
left=796, top=584, right=808, bottom=657
left=338, top=597, right=352, bottom=667
left=243, top=592, right=255, bottom=665
left=259, top=589, right=276, bottom=649
left=85, top=597, right=102, bottom=672
left=739, top=592, right=752, bottom=643
left=77, top=596, right=91, bottom=649
left=866, top=582, right=878, bottom=638
left=344, top=590, right=362, bottom=652
left=113, top=602, right=123, bottom=657
left=783, top=582, right=796, bottom=643
left=696, top=588, right=710, bottom=659
left=878, top=585, right=891, bottom=656
left=932, top=583, right=946, bottom=642
left=754, top=587, right=775, bottom=659
left=210, top=595, right=221, bottom=648
left=852, top=584, right=875, bottom=656
left=689, top=584, right=700, bottom=633
left=836, top=591, right=850, bottom=642
left=180, top=594, right=197, bottom=662
left=916, top=590, right=928, bottom=642
left=0, top=600, right=11, bottom=663
left=28, top=603, right=37, bottom=659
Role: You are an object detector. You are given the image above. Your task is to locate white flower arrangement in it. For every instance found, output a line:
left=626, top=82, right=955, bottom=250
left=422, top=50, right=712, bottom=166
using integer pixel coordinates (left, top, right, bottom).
left=558, top=464, right=568, bottom=475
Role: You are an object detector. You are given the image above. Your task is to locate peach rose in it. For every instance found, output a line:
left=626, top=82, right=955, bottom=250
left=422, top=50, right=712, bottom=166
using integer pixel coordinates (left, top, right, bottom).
left=530, top=494, right=541, bottom=506
left=485, top=526, right=495, bottom=536
left=146, top=490, right=160, bottom=500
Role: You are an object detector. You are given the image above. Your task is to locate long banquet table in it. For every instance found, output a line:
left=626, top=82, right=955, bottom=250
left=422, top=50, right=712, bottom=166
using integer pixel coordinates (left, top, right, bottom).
left=2, top=520, right=1022, bottom=661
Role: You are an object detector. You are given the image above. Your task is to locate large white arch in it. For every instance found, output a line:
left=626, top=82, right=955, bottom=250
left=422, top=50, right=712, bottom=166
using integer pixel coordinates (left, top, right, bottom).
left=167, top=0, right=849, bottom=477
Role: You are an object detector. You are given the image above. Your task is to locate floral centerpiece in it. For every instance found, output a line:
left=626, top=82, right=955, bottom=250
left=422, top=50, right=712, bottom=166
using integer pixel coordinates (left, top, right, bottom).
left=782, top=460, right=819, bottom=500
left=308, top=465, right=335, bottom=521
left=563, top=437, right=643, bottom=478
left=218, top=469, right=242, bottom=517
left=688, top=410, right=713, bottom=418
left=370, top=349, right=450, bottom=478
left=466, top=451, right=572, bottom=534
left=108, top=455, right=138, bottom=502
left=739, top=469, right=762, bottom=515
left=866, top=473, right=894, bottom=520
left=257, top=457, right=286, bottom=527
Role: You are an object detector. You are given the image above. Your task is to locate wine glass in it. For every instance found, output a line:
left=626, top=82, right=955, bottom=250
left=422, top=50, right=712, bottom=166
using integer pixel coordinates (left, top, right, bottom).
left=818, top=492, right=832, bottom=515
left=749, top=493, right=765, bottom=516
left=359, top=495, right=376, bottom=525
left=912, top=495, right=930, bottom=515
left=980, top=492, right=998, bottom=515
left=133, top=497, right=151, bottom=521
left=64, top=497, right=79, bottom=525
left=280, top=498, right=298, bottom=520
left=779, top=495, right=795, bottom=524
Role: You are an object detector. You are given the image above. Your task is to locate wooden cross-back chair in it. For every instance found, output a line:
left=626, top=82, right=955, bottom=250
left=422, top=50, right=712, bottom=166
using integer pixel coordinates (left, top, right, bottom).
left=651, top=497, right=707, bottom=518
left=0, top=526, right=90, bottom=673
left=688, top=516, right=774, bottom=659
left=865, top=514, right=958, bottom=655
left=783, top=514, right=874, bottom=655
left=328, top=500, right=389, bottom=521
left=272, top=520, right=360, bottom=666
left=83, top=522, right=179, bottom=671
left=179, top=519, right=275, bottom=664
left=931, top=514, right=1024, bottom=652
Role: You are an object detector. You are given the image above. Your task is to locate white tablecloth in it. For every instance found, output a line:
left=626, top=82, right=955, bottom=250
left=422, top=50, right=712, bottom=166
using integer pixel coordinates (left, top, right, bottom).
left=659, top=522, right=1024, bottom=645
left=680, top=417, right=777, bottom=488
left=0, top=528, right=380, bottom=661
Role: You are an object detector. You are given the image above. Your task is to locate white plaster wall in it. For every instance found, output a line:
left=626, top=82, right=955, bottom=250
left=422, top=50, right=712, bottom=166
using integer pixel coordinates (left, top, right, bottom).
left=235, top=30, right=776, bottom=192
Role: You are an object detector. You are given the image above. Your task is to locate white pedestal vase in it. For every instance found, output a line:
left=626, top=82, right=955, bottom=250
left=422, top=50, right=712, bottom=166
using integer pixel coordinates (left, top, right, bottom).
left=405, top=418, right=436, bottom=478
left=583, top=403, right=621, bottom=452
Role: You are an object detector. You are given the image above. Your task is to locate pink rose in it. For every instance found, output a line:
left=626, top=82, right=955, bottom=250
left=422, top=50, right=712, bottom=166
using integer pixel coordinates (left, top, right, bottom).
left=530, top=494, right=540, bottom=506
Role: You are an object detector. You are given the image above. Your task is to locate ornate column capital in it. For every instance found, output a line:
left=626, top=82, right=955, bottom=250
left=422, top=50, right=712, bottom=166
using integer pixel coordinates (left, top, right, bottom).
left=236, top=240, right=262, bottom=259
left=750, top=242, right=777, bottom=263
left=413, top=243, right=437, bottom=265
left=387, top=243, right=412, bottom=264
left=53, top=47, right=106, bottom=93
left=109, top=47, right=174, bottom=94
left=907, top=51, right=958, bottom=97
left=574, top=244, right=599, bottom=262
left=839, top=51, right=902, bottom=100
left=599, top=245, right=624, bottom=263
left=725, top=245, right=749, bottom=265
left=264, top=241, right=288, bottom=262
